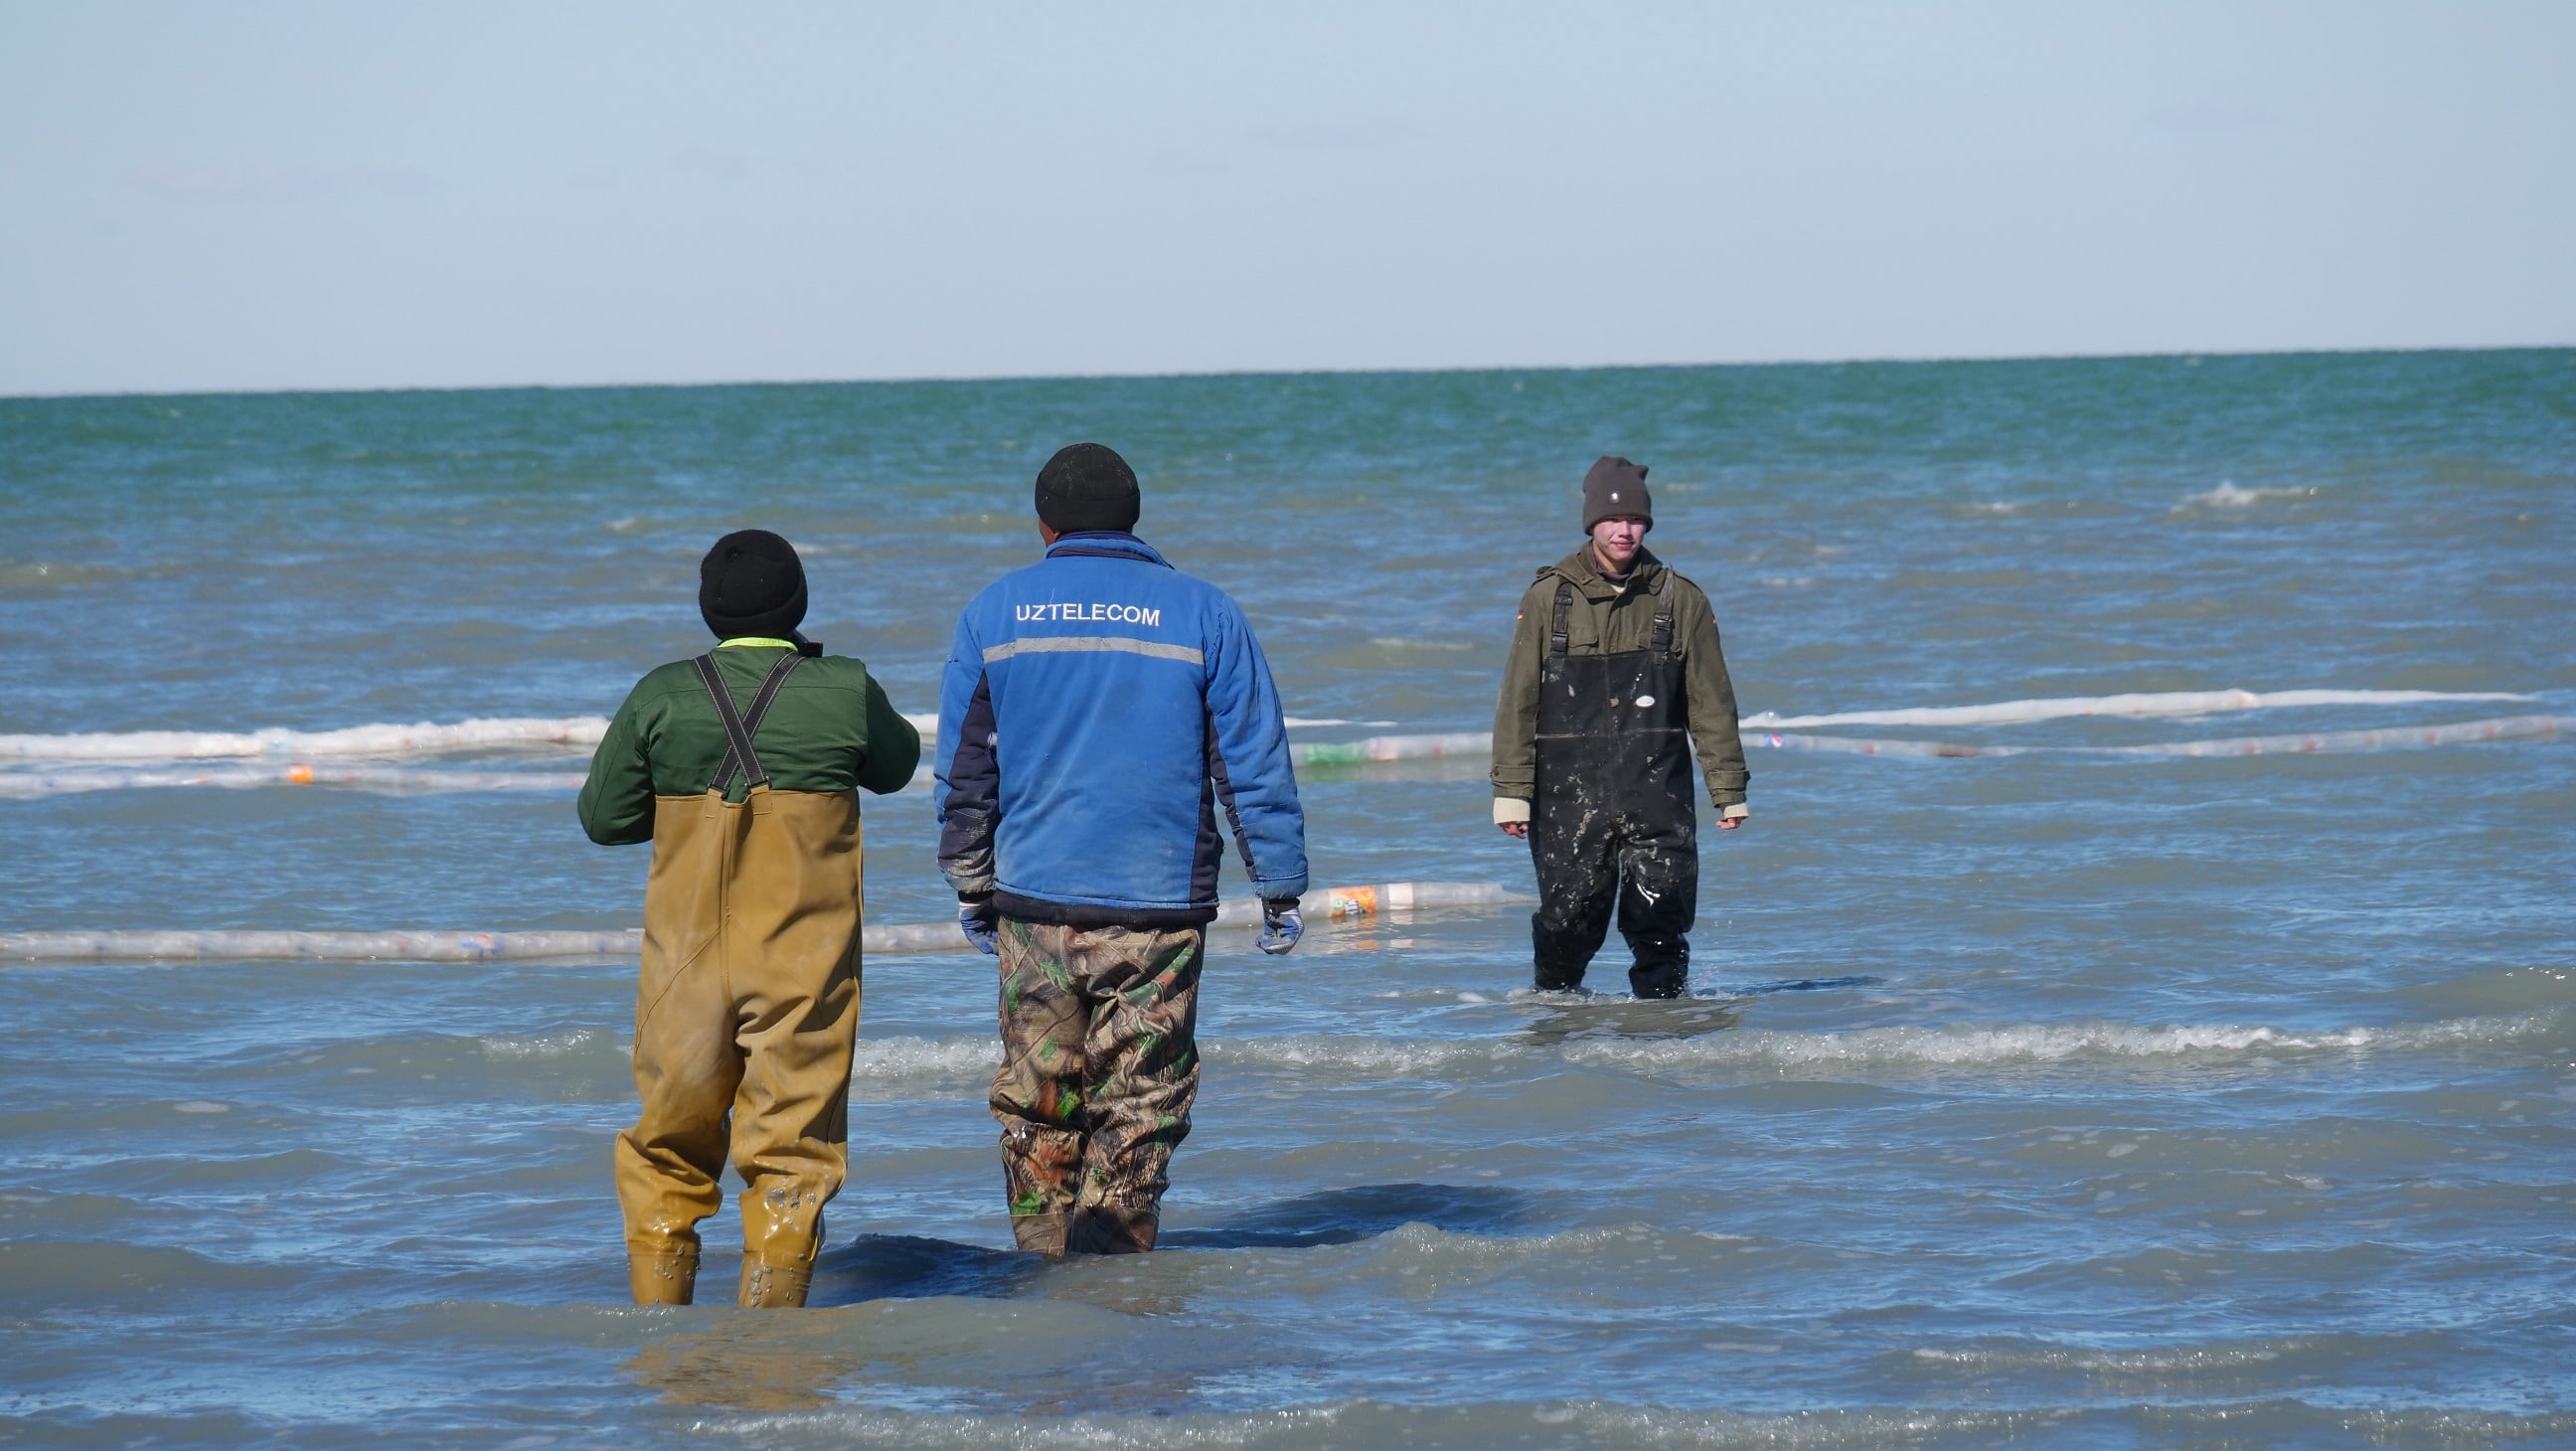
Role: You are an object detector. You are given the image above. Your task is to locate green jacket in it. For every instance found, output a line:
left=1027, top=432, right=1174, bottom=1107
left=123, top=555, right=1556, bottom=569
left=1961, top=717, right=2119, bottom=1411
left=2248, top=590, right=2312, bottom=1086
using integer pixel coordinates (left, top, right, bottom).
left=577, top=640, right=922, bottom=847
left=1491, top=545, right=1750, bottom=814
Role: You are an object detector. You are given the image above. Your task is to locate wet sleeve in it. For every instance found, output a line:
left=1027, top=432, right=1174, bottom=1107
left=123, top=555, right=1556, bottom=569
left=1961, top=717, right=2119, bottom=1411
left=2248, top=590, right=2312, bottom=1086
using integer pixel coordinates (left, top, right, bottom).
left=853, top=674, right=920, bottom=796
left=1682, top=595, right=1750, bottom=809
left=1490, top=583, right=1543, bottom=801
left=1204, top=598, right=1310, bottom=900
left=576, top=682, right=657, bottom=846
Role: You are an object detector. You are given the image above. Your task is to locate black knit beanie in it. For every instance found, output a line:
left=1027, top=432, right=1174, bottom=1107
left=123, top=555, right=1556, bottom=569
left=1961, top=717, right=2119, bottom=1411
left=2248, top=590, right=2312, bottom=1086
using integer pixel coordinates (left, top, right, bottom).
left=699, top=529, right=808, bottom=639
left=1582, top=456, right=1653, bottom=533
left=1035, top=442, right=1141, bottom=534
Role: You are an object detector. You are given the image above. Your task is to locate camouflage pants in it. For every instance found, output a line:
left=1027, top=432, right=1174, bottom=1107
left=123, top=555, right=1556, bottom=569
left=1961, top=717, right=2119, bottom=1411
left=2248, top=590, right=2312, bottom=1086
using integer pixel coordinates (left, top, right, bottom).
left=991, top=917, right=1203, bottom=1255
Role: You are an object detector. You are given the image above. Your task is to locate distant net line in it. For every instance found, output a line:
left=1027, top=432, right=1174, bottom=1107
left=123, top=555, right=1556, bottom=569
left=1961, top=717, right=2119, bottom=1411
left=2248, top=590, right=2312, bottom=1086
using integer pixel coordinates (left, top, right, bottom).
left=0, top=882, right=1531, bottom=963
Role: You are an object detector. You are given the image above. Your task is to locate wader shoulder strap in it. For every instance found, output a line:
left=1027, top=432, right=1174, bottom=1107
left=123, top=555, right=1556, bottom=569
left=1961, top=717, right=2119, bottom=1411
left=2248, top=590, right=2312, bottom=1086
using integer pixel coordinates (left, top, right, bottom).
left=1649, top=574, right=1676, bottom=658
left=1548, top=581, right=1575, bottom=657
left=692, top=652, right=804, bottom=794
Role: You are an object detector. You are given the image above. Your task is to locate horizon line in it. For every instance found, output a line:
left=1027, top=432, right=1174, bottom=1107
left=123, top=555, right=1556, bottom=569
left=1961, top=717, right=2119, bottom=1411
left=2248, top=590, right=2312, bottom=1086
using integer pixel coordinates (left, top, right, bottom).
left=5, top=340, right=2569, bottom=405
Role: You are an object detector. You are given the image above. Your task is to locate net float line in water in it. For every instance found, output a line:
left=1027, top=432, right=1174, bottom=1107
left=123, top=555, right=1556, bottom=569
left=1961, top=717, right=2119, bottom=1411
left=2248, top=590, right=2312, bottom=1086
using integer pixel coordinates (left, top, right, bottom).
left=4, top=718, right=2561, bottom=798
left=0, top=765, right=942, bottom=800
left=1750, top=715, right=2567, bottom=759
left=1295, top=732, right=1494, bottom=766
left=0, top=766, right=595, bottom=798
left=0, top=718, right=615, bottom=763
left=0, top=882, right=1533, bottom=963
left=1742, top=688, right=2532, bottom=730
left=0, top=713, right=1395, bottom=766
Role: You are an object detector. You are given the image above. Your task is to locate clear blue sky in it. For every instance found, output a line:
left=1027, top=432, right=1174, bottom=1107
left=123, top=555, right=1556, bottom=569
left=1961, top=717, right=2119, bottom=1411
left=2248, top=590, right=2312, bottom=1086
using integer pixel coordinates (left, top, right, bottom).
left=2, top=2, right=2569, bottom=396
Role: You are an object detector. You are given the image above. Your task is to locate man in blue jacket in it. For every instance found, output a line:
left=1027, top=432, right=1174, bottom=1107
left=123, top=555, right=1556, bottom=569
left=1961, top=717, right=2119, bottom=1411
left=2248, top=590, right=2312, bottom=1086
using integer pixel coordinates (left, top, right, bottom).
left=937, top=442, right=1309, bottom=1256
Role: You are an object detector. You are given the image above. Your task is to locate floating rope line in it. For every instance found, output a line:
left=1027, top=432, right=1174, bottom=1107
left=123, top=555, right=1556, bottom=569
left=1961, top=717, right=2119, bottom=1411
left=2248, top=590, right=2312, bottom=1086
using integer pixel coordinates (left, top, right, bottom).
left=3, top=693, right=2562, bottom=797
left=1742, top=688, right=2530, bottom=730
left=0, top=766, right=594, bottom=798
left=1748, top=715, right=2566, bottom=759
left=0, top=882, right=1534, bottom=963
left=2, top=718, right=2562, bottom=798
left=0, top=718, right=614, bottom=763
left=0, top=712, right=1394, bottom=767
left=1294, top=732, right=1494, bottom=766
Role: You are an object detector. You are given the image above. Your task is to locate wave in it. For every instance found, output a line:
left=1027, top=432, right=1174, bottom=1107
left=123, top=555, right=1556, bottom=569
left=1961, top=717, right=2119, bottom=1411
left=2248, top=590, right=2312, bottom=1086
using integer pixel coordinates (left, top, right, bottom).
left=1742, top=689, right=2531, bottom=730
left=824, top=1010, right=2566, bottom=1087
left=1908, top=1342, right=2295, bottom=1374
left=2180, top=482, right=2315, bottom=508
left=475, top=1028, right=620, bottom=1061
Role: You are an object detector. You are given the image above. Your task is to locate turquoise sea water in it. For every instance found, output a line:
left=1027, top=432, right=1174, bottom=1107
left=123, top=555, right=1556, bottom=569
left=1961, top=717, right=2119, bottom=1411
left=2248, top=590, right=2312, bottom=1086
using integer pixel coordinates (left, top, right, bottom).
left=3, top=350, right=2574, bottom=1446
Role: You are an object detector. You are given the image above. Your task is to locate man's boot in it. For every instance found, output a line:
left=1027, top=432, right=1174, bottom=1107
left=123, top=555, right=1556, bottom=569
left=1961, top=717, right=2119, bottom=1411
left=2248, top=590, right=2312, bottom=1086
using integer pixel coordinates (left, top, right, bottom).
left=628, top=1246, right=700, bottom=1306
left=1626, top=931, right=1690, bottom=1000
left=736, top=1254, right=812, bottom=1309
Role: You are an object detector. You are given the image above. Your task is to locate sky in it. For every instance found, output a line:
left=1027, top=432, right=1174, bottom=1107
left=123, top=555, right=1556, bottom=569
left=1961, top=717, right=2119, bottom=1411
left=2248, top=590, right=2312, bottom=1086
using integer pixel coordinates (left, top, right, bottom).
left=2, top=2, right=2570, bottom=397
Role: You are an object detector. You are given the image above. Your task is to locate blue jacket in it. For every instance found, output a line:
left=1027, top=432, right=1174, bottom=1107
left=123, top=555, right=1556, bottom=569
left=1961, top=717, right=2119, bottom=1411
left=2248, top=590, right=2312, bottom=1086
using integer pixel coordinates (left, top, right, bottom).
left=936, top=532, right=1309, bottom=925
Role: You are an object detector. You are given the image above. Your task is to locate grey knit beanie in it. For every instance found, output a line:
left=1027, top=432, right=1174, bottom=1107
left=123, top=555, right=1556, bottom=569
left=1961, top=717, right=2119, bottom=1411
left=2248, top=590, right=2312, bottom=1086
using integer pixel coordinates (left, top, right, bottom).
left=1581, top=456, right=1652, bottom=533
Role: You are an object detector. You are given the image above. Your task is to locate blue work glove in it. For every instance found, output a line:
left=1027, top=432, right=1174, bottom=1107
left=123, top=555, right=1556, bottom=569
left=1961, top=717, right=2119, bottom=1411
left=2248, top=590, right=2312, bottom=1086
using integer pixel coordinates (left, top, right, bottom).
left=1257, top=897, right=1303, bottom=956
left=957, top=896, right=999, bottom=955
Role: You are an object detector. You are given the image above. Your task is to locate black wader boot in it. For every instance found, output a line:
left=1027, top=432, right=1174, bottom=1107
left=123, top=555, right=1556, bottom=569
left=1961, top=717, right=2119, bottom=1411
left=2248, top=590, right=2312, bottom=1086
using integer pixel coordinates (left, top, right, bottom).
left=1528, top=575, right=1699, bottom=999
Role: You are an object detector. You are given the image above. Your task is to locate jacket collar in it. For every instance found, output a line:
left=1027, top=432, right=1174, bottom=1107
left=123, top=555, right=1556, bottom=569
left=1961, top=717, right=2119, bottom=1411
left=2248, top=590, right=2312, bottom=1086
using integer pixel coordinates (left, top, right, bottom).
left=1045, top=531, right=1173, bottom=568
left=1543, top=542, right=1664, bottom=599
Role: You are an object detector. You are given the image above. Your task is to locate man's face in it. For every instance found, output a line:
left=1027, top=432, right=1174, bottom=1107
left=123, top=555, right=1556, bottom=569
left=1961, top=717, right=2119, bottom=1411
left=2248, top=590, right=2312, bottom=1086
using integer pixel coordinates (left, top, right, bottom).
left=1590, top=516, right=1648, bottom=570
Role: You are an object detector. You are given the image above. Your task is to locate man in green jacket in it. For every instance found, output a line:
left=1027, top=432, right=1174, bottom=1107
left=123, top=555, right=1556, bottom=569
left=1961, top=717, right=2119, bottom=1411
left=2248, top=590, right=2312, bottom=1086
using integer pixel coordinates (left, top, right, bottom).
left=1491, top=457, right=1750, bottom=999
left=577, top=529, right=919, bottom=1308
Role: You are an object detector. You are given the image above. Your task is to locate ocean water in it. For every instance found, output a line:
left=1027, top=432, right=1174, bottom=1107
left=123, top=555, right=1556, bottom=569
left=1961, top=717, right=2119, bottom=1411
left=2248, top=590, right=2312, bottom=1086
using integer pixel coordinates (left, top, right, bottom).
left=3, top=350, right=2573, bottom=1447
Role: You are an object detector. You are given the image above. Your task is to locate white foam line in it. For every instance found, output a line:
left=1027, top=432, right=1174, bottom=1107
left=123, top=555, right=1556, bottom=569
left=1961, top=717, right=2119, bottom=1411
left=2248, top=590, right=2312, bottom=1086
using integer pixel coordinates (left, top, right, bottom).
left=1743, top=689, right=2530, bottom=730
left=0, top=883, right=1531, bottom=962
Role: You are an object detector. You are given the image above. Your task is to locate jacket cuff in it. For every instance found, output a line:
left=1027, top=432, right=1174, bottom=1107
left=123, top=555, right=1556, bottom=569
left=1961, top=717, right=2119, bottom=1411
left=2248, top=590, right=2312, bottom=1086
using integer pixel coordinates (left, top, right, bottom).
left=1493, top=798, right=1531, bottom=825
left=1717, top=802, right=1749, bottom=821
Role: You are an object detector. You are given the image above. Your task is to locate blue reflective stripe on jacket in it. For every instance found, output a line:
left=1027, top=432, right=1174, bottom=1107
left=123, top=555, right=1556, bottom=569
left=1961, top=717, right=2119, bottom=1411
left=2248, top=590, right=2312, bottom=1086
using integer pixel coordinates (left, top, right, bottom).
left=934, top=532, right=1309, bottom=915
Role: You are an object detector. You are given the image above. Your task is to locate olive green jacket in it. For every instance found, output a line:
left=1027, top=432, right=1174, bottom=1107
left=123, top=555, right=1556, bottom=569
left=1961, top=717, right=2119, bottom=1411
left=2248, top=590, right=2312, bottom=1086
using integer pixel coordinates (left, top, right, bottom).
left=1491, top=545, right=1750, bottom=818
left=578, top=640, right=921, bottom=847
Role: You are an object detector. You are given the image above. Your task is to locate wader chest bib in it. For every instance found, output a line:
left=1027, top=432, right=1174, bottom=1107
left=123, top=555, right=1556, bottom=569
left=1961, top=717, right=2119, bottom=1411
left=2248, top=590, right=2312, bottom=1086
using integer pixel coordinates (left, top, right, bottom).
left=1529, top=576, right=1700, bottom=997
left=617, top=650, right=865, bottom=1308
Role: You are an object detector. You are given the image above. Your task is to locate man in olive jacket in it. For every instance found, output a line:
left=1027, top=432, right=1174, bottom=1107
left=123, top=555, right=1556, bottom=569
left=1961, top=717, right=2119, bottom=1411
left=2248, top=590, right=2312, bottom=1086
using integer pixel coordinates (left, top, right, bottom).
left=1492, top=457, right=1749, bottom=998
left=578, top=529, right=920, bottom=1308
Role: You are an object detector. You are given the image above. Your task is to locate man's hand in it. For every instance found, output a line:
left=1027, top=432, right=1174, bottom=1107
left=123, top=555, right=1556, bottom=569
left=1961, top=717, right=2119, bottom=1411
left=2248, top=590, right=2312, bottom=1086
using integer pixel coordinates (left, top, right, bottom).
left=1257, top=898, right=1303, bottom=956
left=1715, top=818, right=1742, bottom=831
left=1498, top=821, right=1529, bottom=840
left=957, top=896, right=999, bottom=955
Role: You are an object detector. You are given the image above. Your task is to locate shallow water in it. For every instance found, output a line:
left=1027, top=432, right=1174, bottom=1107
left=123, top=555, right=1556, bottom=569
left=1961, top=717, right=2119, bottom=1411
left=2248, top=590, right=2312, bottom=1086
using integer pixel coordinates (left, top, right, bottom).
left=4, top=352, right=2574, bottom=1446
